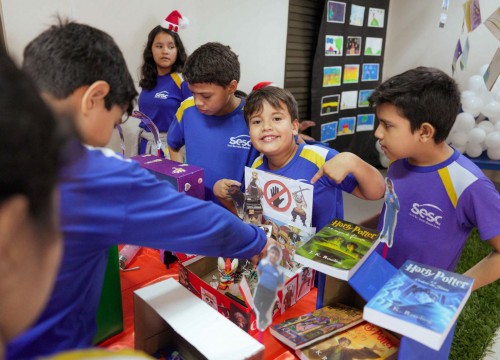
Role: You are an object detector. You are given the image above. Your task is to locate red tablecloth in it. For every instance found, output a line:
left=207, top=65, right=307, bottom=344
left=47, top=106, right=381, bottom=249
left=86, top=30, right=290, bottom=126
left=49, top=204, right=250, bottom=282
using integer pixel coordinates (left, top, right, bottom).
left=99, top=247, right=317, bottom=359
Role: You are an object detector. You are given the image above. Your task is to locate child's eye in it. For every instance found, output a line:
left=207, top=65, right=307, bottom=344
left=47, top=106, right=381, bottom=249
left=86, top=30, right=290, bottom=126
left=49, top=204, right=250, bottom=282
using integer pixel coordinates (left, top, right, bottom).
left=250, top=119, right=261, bottom=126
left=169, top=46, right=176, bottom=50
left=273, top=117, right=282, bottom=122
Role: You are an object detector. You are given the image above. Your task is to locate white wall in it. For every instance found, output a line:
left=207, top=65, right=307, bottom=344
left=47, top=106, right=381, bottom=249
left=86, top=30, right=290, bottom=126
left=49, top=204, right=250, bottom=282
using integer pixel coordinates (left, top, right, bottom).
left=0, top=0, right=289, bottom=94
left=384, top=0, right=499, bottom=89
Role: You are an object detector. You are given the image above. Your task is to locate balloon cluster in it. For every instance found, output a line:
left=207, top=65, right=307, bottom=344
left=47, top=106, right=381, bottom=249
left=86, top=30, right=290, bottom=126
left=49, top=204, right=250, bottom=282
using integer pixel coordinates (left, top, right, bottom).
left=448, top=69, right=500, bottom=160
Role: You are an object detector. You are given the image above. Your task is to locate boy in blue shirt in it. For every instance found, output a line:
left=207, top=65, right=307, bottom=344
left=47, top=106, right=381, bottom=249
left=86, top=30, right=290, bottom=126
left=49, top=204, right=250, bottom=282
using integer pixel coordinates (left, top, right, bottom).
left=215, top=86, right=385, bottom=230
left=7, top=20, right=272, bottom=359
left=168, top=42, right=259, bottom=203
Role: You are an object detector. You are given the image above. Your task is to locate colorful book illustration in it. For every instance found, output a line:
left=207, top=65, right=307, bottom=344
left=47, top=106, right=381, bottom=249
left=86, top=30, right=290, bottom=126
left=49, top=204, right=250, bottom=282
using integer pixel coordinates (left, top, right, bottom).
left=296, top=321, right=400, bottom=360
left=294, top=218, right=381, bottom=280
left=363, top=260, right=474, bottom=351
left=269, top=303, right=363, bottom=350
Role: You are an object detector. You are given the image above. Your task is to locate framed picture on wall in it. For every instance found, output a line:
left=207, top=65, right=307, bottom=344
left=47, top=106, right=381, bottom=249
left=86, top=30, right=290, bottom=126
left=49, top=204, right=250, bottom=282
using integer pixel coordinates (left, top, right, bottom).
left=320, top=95, right=340, bottom=116
left=338, top=117, right=356, bottom=136
left=323, top=66, right=342, bottom=87
left=362, top=64, right=380, bottom=82
left=325, top=35, right=344, bottom=56
left=327, top=1, right=346, bottom=23
left=321, top=121, right=338, bottom=142
left=368, top=7, right=385, bottom=28
left=350, top=4, right=365, bottom=26
left=343, top=64, right=360, bottom=84
left=357, top=114, right=376, bottom=132
left=358, top=89, right=374, bottom=107
left=346, top=36, right=362, bottom=56
left=365, top=37, right=383, bottom=56
left=340, top=90, right=358, bottom=110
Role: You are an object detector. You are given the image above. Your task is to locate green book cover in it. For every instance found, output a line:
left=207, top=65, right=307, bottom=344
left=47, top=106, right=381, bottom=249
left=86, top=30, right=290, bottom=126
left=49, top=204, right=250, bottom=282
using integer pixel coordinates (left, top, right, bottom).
left=294, top=218, right=380, bottom=281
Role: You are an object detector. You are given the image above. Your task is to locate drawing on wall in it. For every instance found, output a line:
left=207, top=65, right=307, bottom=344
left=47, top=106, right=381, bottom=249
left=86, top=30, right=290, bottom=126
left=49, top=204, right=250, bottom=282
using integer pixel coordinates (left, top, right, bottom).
left=364, top=37, right=383, bottom=56
left=323, top=66, right=342, bottom=87
left=368, top=7, right=385, bottom=28
left=320, top=95, right=340, bottom=116
left=338, top=117, right=356, bottom=136
left=327, top=1, right=347, bottom=23
left=343, top=64, right=360, bottom=84
left=321, top=121, right=338, bottom=142
left=346, top=36, right=362, bottom=56
left=358, top=89, right=374, bottom=107
left=362, top=64, right=380, bottom=82
left=340, top=90, right=358, bottom=110
left=350, top=4, right=365, bottom=26
left=357, top=114, right=376, bottom=132
left=325, top=35, right=344, bottom=56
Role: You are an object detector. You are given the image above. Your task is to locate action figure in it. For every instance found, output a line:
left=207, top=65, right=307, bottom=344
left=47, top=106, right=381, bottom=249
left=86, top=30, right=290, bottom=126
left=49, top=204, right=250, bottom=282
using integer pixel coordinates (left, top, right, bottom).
left=217, top=257, right=239, bottom=290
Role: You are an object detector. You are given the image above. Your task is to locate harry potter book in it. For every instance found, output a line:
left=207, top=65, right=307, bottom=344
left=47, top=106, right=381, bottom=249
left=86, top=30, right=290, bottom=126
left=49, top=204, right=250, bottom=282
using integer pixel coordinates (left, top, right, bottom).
left=294, top=218, right=381, bottom=280
left=363, top=260, right=474, bottom=351
left=296, top=321, right=400, bottom=360
left=269, top=303, right=363, bottom=350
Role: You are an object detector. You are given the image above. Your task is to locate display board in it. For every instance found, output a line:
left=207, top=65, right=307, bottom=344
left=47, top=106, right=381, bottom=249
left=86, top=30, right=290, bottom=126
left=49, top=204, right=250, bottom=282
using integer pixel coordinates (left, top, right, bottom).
left=311, top=0, right=389, bottom=166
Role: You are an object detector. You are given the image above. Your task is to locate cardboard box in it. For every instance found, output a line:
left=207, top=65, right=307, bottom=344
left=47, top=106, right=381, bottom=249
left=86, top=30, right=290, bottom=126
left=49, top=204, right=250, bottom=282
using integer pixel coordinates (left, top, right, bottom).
left=131, top=154, right=205, bottom=200
left=134, top=278, right=264, bottom=360
left=179, top=256, right=315, bottom=335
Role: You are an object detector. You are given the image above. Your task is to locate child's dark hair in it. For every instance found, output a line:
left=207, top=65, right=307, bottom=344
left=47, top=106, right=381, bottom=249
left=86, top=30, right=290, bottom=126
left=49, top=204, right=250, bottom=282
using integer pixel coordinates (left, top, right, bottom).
left=369, top=66, right=460, bottom=143
left=139, top=26, right=188, bottom=90
left=0, top=48, right=65, bottom=227
left=22, top=19, right=137, bottom=115
left=183, top=42, right=240, bottom=86
left=244, top=86, right=299, bottom=125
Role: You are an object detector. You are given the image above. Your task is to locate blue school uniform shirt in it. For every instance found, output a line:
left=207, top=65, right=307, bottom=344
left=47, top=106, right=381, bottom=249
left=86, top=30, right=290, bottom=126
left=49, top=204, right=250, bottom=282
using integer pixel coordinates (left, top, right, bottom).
left=167, top=98, right=259, bottom=202
left=376, top=149, right=500, bottom=271
left=6, top=145, right=266, bottom=359
left=138, top=72, right=191, bottom=132
left=251, top=143, right=358, bottom=229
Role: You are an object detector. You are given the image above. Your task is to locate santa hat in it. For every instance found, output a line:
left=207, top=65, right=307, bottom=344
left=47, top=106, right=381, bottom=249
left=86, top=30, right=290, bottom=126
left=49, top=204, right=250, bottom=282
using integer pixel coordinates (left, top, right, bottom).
left=252, top=81, right=277, bottom=91
left=161, top=10, right=189, bottom=33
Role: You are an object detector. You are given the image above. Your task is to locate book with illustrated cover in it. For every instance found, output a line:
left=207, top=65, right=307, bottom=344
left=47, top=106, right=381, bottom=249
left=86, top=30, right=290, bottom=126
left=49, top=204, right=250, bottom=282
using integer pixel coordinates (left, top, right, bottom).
left=363, top=260, right=474, bottom=351
left=296, top=321, right=400, bottom=360
left=294, top=218, right=381, bottom=280
left=269, top=303, right=363, bottom=350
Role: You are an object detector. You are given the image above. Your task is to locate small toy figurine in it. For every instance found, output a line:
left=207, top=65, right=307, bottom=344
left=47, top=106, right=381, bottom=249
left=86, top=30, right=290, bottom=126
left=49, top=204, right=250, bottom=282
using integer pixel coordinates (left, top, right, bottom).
left=217, top=257, right=239, bottom=290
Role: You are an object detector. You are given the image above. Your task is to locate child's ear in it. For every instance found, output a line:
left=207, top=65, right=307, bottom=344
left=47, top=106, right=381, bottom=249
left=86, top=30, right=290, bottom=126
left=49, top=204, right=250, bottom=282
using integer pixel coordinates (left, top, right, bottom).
left=228, top=80, right=238, bottom=94
left=81, top=81, right=110, bottom=114
left=419, top=122, right=436, bottom=143
left=292, top=119, right=300, bottom=135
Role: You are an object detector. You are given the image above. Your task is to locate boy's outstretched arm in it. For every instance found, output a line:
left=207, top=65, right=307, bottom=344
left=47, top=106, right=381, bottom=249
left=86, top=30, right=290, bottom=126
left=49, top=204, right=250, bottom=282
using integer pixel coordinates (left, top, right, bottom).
left=311, top=152, right=385, bottom=200
left=464, top=235, right=500, bottom=291
left=213, top=178, right=241, bottom=216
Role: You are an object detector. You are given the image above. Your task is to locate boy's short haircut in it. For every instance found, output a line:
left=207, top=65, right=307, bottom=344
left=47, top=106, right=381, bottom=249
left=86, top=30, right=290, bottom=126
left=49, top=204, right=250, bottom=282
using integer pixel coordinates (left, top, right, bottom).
left=0, top=48, right=65, bottom=226
left=22, top=19, right=137, bottom=115
left=244, top=86, right=299, bottom=125
left=182, top=42, right=240, bottom=87
left=368, top=66, right=460, bottom=143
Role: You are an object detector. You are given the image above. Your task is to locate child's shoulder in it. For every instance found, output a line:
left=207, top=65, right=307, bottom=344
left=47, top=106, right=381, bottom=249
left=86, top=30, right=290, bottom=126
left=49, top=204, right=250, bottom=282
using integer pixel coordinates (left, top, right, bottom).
left=298, top=143, right=338, bottom=166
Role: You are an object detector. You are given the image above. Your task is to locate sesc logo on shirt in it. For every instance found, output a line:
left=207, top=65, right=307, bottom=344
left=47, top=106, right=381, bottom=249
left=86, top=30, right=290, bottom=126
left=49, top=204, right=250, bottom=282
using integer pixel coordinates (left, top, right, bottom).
left=227, top=134, right=251, bottom=150
left=410, top=202, right=443, bottom=229
left=154, top=90, right=169, bottom=99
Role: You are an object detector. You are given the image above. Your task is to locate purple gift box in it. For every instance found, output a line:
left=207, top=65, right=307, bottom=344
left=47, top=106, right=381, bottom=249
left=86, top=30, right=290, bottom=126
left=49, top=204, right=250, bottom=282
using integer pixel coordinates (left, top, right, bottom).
left=131, top=154, right=205, bottom=200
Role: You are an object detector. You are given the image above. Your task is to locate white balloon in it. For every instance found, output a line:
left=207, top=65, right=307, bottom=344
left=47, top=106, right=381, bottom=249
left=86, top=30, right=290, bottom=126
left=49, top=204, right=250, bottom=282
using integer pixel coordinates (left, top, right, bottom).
left=493, top=89, right=500, bottom=103
left=449, top=131, right=469, bottom=147
left=489, top=117, right=500, bottom=125
left=477, top=120, right=495, bottom=134
left=454, top=112, right=476, bottom=132
left=485, top=131, right=500, bottom=149
left=495, top=122, right=500, bottom=132
left=455, top=144, right=466, bottom=154
left=468, top=75, right=488, bottom=93
left=465, top=142, right=483, bottom=158
left=482, top=101, right=500, bottom=118
left=461, top=90, right=476, bottom=100
left=379, top=153, right=390, bottom=168
left=487, top=148, right=500, bottom=160
left=479, top=64, right=489, bottom=76
left=462, top=96, right=483, bottom=116
left=375, top=140, right=382, bottom=153
left=468, top=127, right=486, bottom=144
